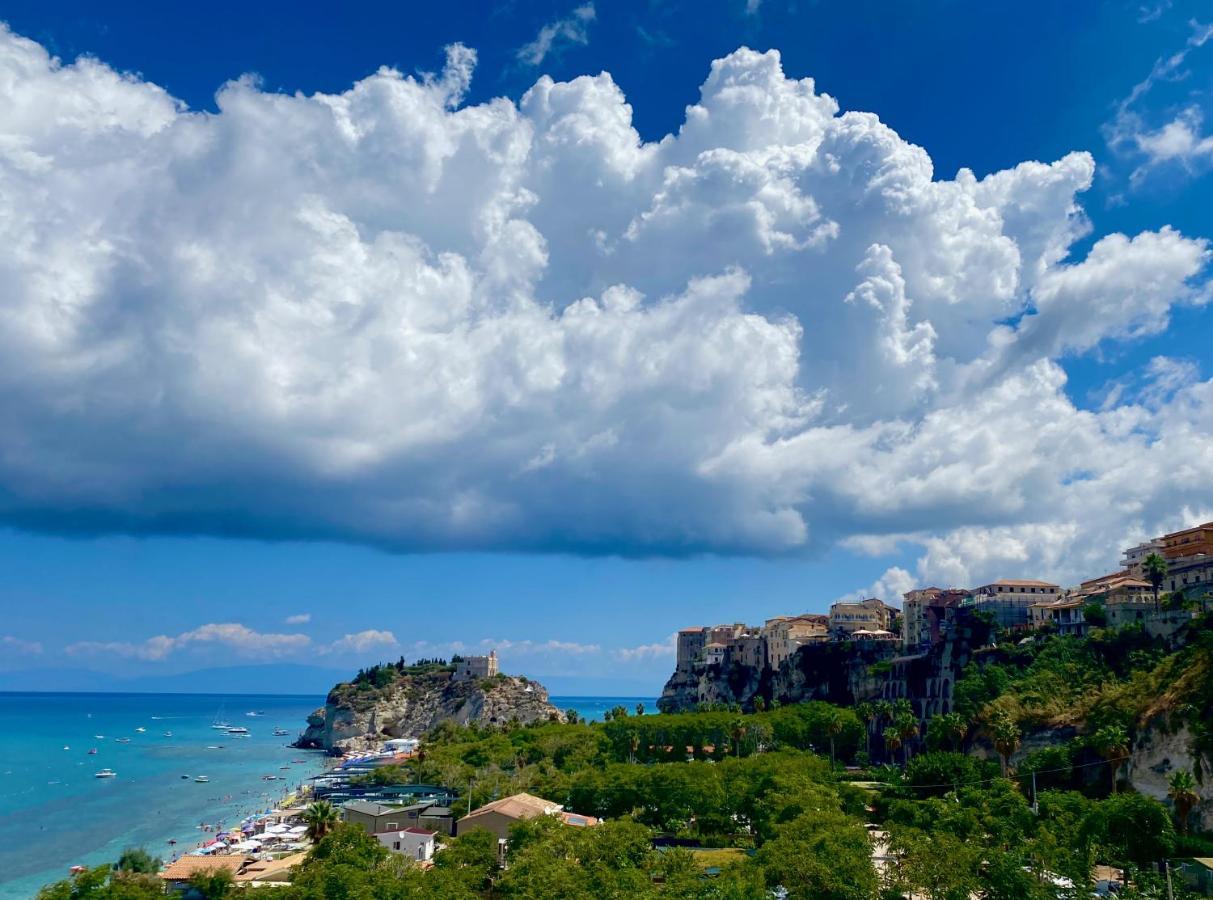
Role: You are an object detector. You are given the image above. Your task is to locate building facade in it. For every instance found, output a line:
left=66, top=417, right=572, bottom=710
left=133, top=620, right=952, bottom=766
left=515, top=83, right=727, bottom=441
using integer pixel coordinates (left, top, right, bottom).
left=965, top=579, right=1061, bottom=630
left=675, top=628, right=708, bottom=668
left=376, top=827, right=436, bottom=862
left=901, top=588, right=967, bottom=650
left=1121, top=539, right=1165, bottom=577
left=829, top=598, right=899, bottom=637
left=1162, top=522, right=1213, bottom=561
left=762, top=615, right=829, bottom=669
left=1029, top=598, right=1088, bottom=637
left=1165, top=556, right=1213, bottom=597
left=453, top=651, right=499, bottom=682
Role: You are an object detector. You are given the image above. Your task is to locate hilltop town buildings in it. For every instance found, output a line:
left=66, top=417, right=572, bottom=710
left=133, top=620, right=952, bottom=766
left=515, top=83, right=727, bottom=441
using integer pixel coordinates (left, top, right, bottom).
left=671, top=520, right=1211, bottom=684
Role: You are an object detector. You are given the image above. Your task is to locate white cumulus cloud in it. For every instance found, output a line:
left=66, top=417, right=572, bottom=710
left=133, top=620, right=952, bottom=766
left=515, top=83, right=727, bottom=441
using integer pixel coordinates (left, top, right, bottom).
left=0, top=27, right=1210, bottom=588
left=65, top=623, right=310, bottom=661
left=284, top=613, right=312, bottom=625
left=326, top=629, right=398, bottom=654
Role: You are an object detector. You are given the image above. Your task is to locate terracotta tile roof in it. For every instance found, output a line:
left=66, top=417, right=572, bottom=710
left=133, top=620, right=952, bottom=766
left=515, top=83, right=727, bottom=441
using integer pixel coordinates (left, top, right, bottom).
left=160, top=855, right=246, bottom=880
left=234, top=852, right=308, bottom=882
left=993, top=579, right=1059, bottom=587
left=460, top=792, right=560, bottom=823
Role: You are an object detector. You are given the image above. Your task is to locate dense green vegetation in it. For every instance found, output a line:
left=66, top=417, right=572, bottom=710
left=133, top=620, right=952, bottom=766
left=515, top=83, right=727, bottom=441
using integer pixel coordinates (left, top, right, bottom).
left=39, top=622, right=1213, bottom=898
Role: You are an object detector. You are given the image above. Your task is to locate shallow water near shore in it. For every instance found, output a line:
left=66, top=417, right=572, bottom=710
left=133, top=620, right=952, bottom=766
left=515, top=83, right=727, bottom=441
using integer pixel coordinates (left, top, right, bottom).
left=0, top=692, right=327, bottom=899
left=0, top=691, right=657, bottom=897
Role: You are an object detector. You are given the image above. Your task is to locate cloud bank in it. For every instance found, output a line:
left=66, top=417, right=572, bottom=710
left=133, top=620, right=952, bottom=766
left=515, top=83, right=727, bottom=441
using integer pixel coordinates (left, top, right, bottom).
left=0, top=26, right=1211, bottom=587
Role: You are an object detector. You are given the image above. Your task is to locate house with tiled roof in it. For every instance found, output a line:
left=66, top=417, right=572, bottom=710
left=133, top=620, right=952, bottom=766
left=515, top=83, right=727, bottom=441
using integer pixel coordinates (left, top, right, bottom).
left=456, top=792, right=598, bottom=842
left=159, top=855, right=247, bottom=892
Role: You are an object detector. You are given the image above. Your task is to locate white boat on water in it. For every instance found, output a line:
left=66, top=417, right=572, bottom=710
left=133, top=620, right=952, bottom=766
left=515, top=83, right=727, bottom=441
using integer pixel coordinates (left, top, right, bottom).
left=194, top=775, right=209, bottom=783
left=95, top=769, right=116, bottom=778
left=226, top=726, right=250, bottom=735
left=134, top=727, right=146, bottom=733
left=115, top=738, right=131, bottom=744
left=272, top=728, right=290, bottom=736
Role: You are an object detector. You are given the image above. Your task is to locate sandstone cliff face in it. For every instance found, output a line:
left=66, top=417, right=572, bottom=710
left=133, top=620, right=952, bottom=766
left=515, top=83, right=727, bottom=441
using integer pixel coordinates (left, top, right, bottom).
left=295, top=672, right=564, bottom=753
left=1130, top=717, right=1213, bottom=831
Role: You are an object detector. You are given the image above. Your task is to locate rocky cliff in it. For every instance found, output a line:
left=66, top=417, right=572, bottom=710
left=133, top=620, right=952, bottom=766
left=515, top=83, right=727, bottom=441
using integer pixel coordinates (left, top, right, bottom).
left=659, top=640, right=898, bottom=712
left=295, top=669, right=564, bottom=754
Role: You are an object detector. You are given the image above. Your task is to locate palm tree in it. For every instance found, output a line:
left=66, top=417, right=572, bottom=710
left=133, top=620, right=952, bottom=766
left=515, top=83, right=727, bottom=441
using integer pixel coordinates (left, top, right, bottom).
left=1169, top=769, right=1200, bottom=834
left=730, top=719, right=747, bottom=757
left=1092, top=725, right=1130, bottom=794
left=825, top=710, right=845, bottom=764
left=1144, top=553, right=1169, bottom=611
left=302, top=800, right=340, bottom=842
left=855, top=701, right=875, bottom=755
left=629, top=732, right=641, bottom=764
left=895, top=713, right=919, bottom=763
left=989, top=711, right=1020, bottom=777
left=883, top=727, right=902, bottom=765
left=635, top=702, right=645, bottom=717
left=935, top=712, right=968, bottom=752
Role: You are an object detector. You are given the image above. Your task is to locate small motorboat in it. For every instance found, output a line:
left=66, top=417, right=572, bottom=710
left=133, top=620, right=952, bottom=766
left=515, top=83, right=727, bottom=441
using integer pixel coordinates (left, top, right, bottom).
left=94, top=735, right=105, bottom=740
left=272, top=728, right=290, bottom=736
left=62, top=745, right=70, bottom=751
left=167, top=839, right=177, bottom=846
left=134, top=727, right=146, bottom=733
left=115, top=738, right=130, bottom=744
left=95, top=769, right=116, bottom=778
left=206, top=745, right=224, bottom=750
left=279, top=765, right=290, bottom=770
left=87, top=748, right=98, bottom=755
left=163, top=731, right=173, bottom=737
left=195, top=775, right=210, bottom=783
left=226, top=726, right=250, bottom=735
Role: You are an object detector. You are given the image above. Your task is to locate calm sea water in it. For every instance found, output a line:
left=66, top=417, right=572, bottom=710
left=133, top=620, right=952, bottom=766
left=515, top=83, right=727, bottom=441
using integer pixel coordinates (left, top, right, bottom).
left=0, top=692, right=656, bottom=898
left=0, top=692, right=327, bottom=899
left=552, top=696, right=658, bottom=722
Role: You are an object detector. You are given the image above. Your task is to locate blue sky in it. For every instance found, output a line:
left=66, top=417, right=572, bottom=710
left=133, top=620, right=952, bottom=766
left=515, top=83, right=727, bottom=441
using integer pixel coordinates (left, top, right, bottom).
left=1, top=0, right=1211, bottom=694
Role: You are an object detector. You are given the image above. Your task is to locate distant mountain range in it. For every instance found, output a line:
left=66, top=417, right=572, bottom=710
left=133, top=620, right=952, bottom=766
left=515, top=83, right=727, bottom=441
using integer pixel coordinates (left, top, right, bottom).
left=0, top=665, right=661, bottom=698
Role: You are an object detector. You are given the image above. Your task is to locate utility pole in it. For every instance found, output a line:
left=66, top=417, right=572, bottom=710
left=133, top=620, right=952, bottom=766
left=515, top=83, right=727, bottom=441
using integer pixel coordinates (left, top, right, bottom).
left=1031, top=771, right=1038, bottom=815
left=1165, top=859, right=1174, bottom=900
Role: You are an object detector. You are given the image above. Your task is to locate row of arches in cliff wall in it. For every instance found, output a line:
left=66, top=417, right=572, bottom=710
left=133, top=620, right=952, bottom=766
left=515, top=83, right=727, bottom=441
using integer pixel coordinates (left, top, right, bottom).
left=880, top=661, right=952, bottom=719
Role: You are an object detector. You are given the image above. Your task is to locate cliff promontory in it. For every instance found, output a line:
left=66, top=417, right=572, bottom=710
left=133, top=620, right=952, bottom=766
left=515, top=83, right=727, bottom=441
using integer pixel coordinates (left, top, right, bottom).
left=295, top=662, right=564, bottom=754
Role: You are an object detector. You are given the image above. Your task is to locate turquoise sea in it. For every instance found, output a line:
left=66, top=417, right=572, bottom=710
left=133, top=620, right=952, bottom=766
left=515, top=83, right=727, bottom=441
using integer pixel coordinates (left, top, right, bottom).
left=0, top=692, right=327, bottom=899
left=0, top=692, right=656, bottom=897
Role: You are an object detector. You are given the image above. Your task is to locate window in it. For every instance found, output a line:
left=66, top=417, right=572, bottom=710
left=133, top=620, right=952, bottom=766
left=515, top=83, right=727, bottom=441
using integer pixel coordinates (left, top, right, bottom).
left=386, top=822, right=398, bottom=830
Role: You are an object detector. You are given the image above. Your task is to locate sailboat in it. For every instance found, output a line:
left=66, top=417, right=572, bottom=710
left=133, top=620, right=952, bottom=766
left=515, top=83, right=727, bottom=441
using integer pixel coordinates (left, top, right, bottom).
left=211, top=704, right=231, bottom=730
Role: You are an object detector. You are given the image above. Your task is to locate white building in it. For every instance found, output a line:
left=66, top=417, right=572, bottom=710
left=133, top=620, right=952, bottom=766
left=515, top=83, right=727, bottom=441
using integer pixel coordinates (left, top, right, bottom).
left=375, top=826, right=435, bottom=862
left=453, top=651, right=499, bottom=682
left=1120, top=539, right=1165, bottom=577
